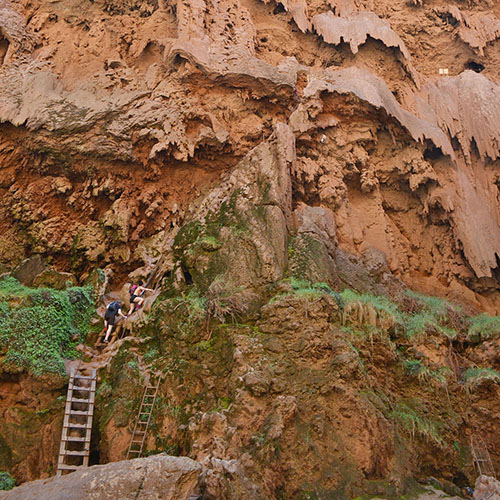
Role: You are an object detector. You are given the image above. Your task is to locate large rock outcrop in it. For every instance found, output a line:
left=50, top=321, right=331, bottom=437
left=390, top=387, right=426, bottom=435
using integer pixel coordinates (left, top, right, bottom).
left=0, top=455, right=201, bottom=500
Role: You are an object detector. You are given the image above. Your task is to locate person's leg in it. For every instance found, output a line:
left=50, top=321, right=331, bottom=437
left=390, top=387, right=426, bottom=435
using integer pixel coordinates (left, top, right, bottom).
left=104, top=322, right=114, bottom=342
left=128, top=297, right=136, bottom=316
left=128, top=297, right=142, bottom=315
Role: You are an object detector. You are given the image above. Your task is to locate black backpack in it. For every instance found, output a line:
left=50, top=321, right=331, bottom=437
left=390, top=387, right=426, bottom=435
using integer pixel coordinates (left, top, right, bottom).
left=107, top=301, right=121, bottom=314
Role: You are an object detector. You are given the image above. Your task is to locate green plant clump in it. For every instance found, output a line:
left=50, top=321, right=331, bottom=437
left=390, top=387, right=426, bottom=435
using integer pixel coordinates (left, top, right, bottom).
left=467, top=314, right=500, bottom=342
left=403, top=359, right=451, bottom=387
left=463, top=367, right=500, bottom=391
left=0, top=471, right=15, bottom=491
left=271, top=278, right=341, bottom=304
left=404, top=291, right=459, bottom=339
left=0, top=276, right=95, bottom=376
left=340, top=289, right=460, bottom=339
left=390, top=402, right=446, bottom=449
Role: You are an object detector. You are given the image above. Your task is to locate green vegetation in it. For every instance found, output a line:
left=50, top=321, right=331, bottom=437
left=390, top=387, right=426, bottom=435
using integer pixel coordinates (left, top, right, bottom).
left=340, top=289, right=461, bottom=340
left=270, top=278, right=341, bottom=304
left=403, top=360, right=451, bottom=388
left=467, top=313, right=500, bottom=342
left=0, top=471, right=15, bottom=490
left=339, top=289, right=403, bottom=333
left=404, top=291, right=460, bottom=339
left=463, top=367, right=500, bottom=391
left=390, top=402, right=446, bottom=449
left=0, top=276, right=94, bottom=376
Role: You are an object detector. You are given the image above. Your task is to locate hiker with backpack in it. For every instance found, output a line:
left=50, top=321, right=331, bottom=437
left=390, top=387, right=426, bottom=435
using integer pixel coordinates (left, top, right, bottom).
left=128, top=280, right=154, bottom=316
left=104, top=300, right=126, bottom=342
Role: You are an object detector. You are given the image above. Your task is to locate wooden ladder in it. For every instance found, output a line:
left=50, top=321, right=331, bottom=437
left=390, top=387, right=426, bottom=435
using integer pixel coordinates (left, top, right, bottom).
left=471, top=434, right=496, bottom=479
left=126, top=378, right=160, bottom=460
left=56, top=369, right=97, bottom=475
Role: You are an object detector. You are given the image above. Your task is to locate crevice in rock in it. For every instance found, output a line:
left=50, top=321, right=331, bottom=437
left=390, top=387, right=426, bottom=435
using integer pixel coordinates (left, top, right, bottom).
left=0, top=37, right=9, bottom=66
left=181, top=264, right=193, bottom=285
left=465, top=60, right=485, bottom=73
left=424, top=145, right=444, bottom=160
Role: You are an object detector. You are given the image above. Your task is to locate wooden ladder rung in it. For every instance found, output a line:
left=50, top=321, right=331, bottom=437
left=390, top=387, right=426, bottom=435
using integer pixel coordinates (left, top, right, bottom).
left=57, top=370, right=96, bottom=475
left=57, top=464, right=82, bottom=471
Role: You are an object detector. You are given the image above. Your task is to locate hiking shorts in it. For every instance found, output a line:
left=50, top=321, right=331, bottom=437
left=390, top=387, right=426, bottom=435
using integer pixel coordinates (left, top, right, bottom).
left=105, top=311, right=117, bottom=325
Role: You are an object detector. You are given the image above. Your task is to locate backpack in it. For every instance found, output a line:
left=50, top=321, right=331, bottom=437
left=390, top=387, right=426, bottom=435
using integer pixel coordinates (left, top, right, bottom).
left=107, top=301, right=120, bottom=314
left=129, top=284, right=138, bottom=297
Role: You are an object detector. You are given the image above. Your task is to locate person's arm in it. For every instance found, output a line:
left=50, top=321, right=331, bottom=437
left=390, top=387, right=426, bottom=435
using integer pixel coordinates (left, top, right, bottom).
left=118, top=308, right=127, bottom=319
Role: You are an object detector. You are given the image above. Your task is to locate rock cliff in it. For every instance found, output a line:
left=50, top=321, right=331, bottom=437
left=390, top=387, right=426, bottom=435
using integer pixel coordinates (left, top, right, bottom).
left=1, top=0, right=500, bottom=498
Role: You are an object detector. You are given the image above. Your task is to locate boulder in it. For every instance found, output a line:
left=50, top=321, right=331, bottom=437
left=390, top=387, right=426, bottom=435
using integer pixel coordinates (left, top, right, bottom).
left=11, top=255, right=45, bottom=286
left=83, top=268, right=111, bottom=301
left=0, top=454, right=202, bottom=500
left=32, top=269, right=77, bottom=290
left=474, top=475, right=500, bottom=500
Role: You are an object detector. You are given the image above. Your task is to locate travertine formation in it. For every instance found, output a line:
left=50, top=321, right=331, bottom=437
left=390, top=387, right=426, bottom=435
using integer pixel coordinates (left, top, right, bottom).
left=1, top=0, right=500, bottom=497
left=1, top=0, right=500, bottom=308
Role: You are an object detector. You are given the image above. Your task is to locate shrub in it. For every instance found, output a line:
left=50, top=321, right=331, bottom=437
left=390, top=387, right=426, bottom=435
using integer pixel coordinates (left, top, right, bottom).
left=0, top=277, right=95, bottom=376
left=0, top=471, right=15, bottom=490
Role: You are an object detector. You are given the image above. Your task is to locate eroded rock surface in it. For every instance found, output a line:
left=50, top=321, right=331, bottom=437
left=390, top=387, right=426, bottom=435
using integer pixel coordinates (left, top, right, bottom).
left=0, top=454, right=201, bottom=500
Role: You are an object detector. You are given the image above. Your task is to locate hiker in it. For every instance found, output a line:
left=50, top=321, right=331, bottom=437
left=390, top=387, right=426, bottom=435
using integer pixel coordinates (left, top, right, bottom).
left=104, top=300, right=126, bottom=342
left=128, top=280, right=154, bottom=316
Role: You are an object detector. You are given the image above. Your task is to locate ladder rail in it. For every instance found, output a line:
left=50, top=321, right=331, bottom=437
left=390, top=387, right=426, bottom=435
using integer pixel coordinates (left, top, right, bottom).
left=126, top=378, right=160, bottom=460
left=471, top=435, right=496, bottom=479
left=56, top=369, right=96, bottom=475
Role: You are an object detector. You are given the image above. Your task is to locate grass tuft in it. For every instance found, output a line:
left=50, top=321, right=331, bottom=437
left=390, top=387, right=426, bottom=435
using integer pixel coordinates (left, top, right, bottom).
left=463, top=367, right=500, bottom=392
left=467, top=314, right=500, bottom=342
left=391, top=402, right=446, bottom=449
left=403, top=359, right=451, bottom=388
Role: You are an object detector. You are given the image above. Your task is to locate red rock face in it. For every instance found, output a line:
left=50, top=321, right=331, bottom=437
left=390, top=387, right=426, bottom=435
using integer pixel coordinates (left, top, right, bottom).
left=0, top=0, right=500, bottom=309
left=4, top=2, right=500, bottom=495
